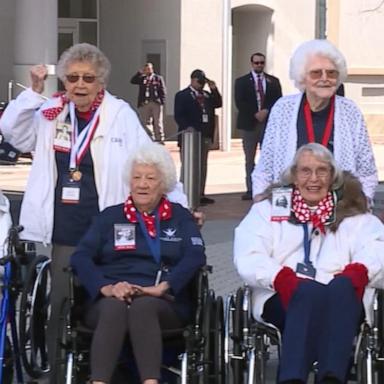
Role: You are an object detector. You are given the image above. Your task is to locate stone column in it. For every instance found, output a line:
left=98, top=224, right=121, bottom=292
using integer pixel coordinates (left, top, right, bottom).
left=13, top=0, right=58, bottom=98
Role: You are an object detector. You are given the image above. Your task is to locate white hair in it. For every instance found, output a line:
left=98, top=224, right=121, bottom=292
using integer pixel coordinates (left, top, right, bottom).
left=289, top=39, right=347, bottom=92
left=281, top=143, right=344, bottom=189
left=124, top=142, right=177, bottom=193
left=57, top=43, right=111, bottom=86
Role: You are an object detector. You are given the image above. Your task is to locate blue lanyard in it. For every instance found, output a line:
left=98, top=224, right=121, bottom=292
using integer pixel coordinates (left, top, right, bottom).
left=137, top=211, right=161, bottom=263
left=302, top=223, right=312, bottom=265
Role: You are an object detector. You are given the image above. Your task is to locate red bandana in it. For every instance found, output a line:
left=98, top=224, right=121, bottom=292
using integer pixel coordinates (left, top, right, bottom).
left=123, top=195, right=172, bottom=238
left=42, top=89, right=105, bottom=121
left=292, top=189, right=334, bottom=233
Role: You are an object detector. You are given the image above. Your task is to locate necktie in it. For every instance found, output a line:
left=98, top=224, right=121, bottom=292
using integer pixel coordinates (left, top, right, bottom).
left=257, top=74, right=265, bottom=110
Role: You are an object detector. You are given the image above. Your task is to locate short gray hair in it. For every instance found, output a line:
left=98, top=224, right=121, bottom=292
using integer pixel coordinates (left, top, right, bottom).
left=281, top=143, right=344, bottom=189
left=289, top=39, right=347, bottom=92
left=57, top=43, right=111, bottom=86
left=125, top=142, right=177, bottom=193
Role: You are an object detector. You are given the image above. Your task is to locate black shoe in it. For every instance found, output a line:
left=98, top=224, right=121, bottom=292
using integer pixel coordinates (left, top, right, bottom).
left=241, top=192, right=252, bottom=201
left=200, top=196, right=215, bottom=205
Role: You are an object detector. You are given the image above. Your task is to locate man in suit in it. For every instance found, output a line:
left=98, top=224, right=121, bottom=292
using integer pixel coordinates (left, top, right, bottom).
left=235, top=52, right=282, bottom=200
left=131, top=62, right=166, bottom=143
left=174, top=69, right=222, bottom=206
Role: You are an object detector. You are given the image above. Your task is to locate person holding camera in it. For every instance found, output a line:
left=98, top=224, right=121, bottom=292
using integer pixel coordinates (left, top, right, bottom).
left=174, top=69, right=222, bottom=206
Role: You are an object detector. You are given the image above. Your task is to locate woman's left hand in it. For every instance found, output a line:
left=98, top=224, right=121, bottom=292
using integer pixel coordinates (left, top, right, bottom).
left=135, top=282, right=174, bottom=301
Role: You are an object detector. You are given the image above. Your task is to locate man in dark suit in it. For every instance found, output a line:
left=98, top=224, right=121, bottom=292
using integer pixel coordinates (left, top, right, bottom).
left=131, top=62, right=166, bottom=143
left=174, top=69, right=222, bottom=206
left=235, top=52, right=282, bottom=200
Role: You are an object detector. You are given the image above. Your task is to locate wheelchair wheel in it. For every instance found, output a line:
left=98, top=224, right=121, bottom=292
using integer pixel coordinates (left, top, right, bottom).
left=2, top=336, right=14, bottom=384
left=231, top=287, right=245, bottom=384
left=201, top=289, right=214, bottom=383
left=252, top=331, right=266, bottom=384
left=53, top=298, right=74, bottom=384
left=19, top=255, right=51, bottom=379
left=213, top=296, right=225, bottom=384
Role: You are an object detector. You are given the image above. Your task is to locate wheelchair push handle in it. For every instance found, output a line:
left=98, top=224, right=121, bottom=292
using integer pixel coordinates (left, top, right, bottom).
left=0, top=225, right=29, bottom=265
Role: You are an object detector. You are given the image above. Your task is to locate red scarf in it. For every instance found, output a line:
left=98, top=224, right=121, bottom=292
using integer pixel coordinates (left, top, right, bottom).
left=123, top=195, right=172, bottom=238
left=292, top=189, right=334, bottom=233
left=42, top=89, right=105, bottom=121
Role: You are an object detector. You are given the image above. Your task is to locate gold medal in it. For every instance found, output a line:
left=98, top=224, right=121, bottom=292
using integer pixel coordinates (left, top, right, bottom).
left=71, top=170, right=82, bottom=181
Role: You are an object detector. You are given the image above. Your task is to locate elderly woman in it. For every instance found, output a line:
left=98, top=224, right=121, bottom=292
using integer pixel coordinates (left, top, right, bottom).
left=71, top=142, right=206, bottom=384
left=235, top=143, right=384, bottom=384
left=0, top=43, right=187, bottom=381
left=251, top=39, right=377, bottom=201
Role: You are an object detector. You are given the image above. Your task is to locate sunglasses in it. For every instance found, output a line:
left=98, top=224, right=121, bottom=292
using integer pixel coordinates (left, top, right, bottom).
left=65, top=74, right=99, bottom=83
left=308, top=69, right=339, bottom=80
left=252, top=61, right=265, bottom=65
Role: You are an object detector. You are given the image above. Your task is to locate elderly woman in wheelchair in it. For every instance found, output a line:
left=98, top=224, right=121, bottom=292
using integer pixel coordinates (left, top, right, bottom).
left=234, top=143, right=384, bottom=384
left=70, top=142, right=206, bottom=384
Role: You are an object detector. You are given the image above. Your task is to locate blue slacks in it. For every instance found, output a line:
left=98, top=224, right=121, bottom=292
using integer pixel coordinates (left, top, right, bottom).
left=262, top=276, right=362, bottom=383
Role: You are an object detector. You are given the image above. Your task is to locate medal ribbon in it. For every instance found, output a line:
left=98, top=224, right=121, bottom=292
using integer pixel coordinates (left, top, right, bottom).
left=303, top=95, right=335, bottom=146
left=68, top=103, right=101, bottom=170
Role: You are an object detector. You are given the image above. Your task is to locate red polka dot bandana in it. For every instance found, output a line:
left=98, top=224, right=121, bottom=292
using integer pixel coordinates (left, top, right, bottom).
left=123, top=195, right=172, bottom=238
left=41, top=89, right=105, bottom=121
left=292, top=189, right=334, bottom=233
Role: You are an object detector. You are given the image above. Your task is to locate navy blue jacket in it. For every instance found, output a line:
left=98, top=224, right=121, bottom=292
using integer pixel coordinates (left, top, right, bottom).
left=70, top=202, right=206, bottom=320
left=174, top=86, right=222, bottom=142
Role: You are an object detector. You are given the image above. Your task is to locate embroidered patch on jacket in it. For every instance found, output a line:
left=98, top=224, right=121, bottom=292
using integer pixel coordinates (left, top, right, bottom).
left=191, top=237, right=204, bottom=246
left=160, top=228, right=182, bottom=242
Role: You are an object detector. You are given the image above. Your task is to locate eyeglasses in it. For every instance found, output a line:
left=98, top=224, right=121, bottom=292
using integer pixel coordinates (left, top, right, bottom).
left=296, top=166, right=331, bottom=179
left=308, top=69, right=339, bottom=80
left=252, top=61, right=265, bottom=65
left=65, top=74, right=99, bottom=83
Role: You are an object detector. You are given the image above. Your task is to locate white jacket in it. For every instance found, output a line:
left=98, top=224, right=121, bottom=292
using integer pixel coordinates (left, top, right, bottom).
left=251, top=94, right=378, bottom=199
left=0, top=191, right=12, bottom=261
left=234, top=200, right=384, bottom=324
left=1, top=89, right=187, bottom=244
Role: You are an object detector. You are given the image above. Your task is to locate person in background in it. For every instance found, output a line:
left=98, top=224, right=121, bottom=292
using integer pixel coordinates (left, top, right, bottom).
left=235, top=143, right=384, bottom=384
left=130, top=62, right=166, bottom=143
left=174, top=69, right=222, bottom=206
left=0, top=43, right=187, bottom=383
left=251, top=39, right=377, bottom=202
left=71, top=142, right=206, bottom=384
left=234, top=52, right=282, bottom=201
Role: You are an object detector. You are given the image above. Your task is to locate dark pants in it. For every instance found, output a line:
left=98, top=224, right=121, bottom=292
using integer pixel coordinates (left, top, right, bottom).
left=241, top=124, right=264, bottom=193
left=85, top=296, right=183, bottom=383
left=263, top=277, right=362, bottom=383
left=47, top=244, right=74, bottom=383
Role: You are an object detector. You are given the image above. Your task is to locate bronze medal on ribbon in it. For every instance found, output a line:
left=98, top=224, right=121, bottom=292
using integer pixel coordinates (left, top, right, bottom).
left=71, top=170, right=82, bottom=181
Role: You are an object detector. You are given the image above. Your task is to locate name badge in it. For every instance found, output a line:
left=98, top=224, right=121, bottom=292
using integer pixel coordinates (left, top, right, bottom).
left=61, top=175, right=80, bottom=204
left=202, top=113, right=209, bottom=123
left=145, top=90, right=150, bottom=98
left=296, top=262, right=316, bottom=279
left=54, top=122, right=72, bottom=153
left=114, top=224, right=136, bottom=250
left=271, top=187, right=292, bottom=221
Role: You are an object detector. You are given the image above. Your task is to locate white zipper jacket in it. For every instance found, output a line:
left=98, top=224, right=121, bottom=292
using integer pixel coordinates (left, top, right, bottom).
left=251, top=94, right=378, bottom=199
left=234, top=200, right=384, bottom=325
left=1, top=89, right=187, bottom=244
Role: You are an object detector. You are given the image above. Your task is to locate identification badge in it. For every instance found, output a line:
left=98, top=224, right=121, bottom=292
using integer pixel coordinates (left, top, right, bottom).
left=61, top=175, right=80, bottom=204
left=271, top=187, right=293, bottom=221
left=114, top=224, right=136, bottom=250
left=145, top=90, right=150, bottom=98
left=54, top=122, right=72, bottom=152
left=296, top=262, right=316, bottom=279
left=202, top=113, right=209, bottom=123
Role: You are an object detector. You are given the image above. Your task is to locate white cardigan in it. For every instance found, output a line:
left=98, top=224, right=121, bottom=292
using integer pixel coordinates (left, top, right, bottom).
left=251, top=94, right=378, bottom=199
left=0, top=191, right=12, bottom=261
left=1, top=89, right=187, bottom=244
left=234, top=200, right=384, bottom=324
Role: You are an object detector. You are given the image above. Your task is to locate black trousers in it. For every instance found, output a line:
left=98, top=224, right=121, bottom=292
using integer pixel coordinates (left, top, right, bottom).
left=262, top=277, right=362, bottom=383
left=85, top=296, right=184, bottom=383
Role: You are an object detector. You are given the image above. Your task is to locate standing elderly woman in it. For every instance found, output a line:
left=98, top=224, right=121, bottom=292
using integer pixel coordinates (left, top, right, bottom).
left=235, top=143, right=384, bottom=384
left=71, top=142, right=206, bottom=384
left=0, top=43, right=187, bottom=382
left=251, top=39, right=377, bottom=201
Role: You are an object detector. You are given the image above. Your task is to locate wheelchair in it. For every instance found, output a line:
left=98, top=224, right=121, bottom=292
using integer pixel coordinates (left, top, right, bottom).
left=225, top=285, right=384, bottom=384
left=52, top=265, right=225, bottom=384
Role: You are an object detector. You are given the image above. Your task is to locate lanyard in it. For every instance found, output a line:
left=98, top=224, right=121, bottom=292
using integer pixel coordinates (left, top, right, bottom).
left=303, top=95, right=335, bottom=147
left=302, top=223, right=311, bottom=265
left=68, top=103, right=101, bottom=170
left=137, top=211, right=161, bottom=264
